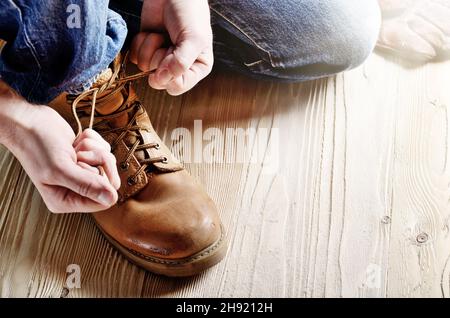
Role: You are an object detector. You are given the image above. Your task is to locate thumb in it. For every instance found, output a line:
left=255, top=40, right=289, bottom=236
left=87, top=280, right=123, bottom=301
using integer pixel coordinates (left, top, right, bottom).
left=57, top=163, right=118, bottom=207
left=157, top=36, right=205, bottom=80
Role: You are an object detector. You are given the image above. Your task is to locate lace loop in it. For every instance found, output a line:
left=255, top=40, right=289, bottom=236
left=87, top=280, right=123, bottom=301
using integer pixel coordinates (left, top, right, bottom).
left=69, top=56, right=166, bottom=180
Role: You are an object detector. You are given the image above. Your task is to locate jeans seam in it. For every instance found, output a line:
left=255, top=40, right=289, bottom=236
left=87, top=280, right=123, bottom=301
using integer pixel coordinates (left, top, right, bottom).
left=213, top=38, right=270, bottom=74
left=244, top=60, right=264, bottom=67
left=210, top=6, right=275, bottom=68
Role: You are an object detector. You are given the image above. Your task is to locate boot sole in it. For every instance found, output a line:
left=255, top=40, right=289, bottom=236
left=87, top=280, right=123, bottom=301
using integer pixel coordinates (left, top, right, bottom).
left=93, top=220, right=228, bottom=277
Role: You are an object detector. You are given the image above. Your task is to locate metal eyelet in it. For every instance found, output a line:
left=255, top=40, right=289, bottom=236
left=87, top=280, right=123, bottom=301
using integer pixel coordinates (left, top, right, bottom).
left=127, top=177, right=137, bottom=186
left=154, top=143, right=160, bottom=150
left=119, top=161, right=130, bottom=171
left=162, top=157, right=168, bottom=164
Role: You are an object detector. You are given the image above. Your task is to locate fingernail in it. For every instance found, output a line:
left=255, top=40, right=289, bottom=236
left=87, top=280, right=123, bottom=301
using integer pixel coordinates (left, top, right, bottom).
left=98, top=191, right=113, bottom=206
left=158, top=69, right=172, bottom=85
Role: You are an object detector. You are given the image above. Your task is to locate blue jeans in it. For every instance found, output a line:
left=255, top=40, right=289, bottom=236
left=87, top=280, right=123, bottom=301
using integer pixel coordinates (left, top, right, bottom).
left=0, top=0, right=381, bottom=104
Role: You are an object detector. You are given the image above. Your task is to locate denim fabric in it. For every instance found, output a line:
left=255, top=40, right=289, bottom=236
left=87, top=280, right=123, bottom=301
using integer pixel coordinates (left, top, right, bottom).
left=110, top=0, right=381, bottom=82
left=0, top=0, right=127, bottom=104
left=0, top=0, right=381, bottom=104
left=209, top=0, right=381, bottom=82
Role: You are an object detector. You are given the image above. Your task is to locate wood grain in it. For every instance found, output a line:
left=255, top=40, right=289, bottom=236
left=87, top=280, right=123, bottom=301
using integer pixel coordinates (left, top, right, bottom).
left=0, top=53, right=449, bottom=297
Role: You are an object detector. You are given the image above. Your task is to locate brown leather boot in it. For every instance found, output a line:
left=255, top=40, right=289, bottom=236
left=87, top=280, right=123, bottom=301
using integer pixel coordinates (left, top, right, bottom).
left=49, top=54, right=227, bottom=276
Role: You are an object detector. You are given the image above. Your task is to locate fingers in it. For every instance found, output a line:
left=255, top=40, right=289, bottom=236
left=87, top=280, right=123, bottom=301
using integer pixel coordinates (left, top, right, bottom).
left=168, top=51, right=213, bottom=95
left=77, top=150, right=120, bottom=190
left=149, top=49, right=213, bottom=95
left=150, top=48, right=169, bottom=71
left=73, top=129, right=120, bottom=190
left=62, top=191, right=113, bottom=213
left=130, top=32, right=166, bottom=72
left=62, top=164, right=118, bottom=206
left=148, top=47, right=174, bottom=90
left=156, top=37, right=205, bottom=82
left=130, top=31, right=213, bottom=95
left=42, top=184, right=116, bottom=213
left=73, top=129, right=110, bottom=152
left=130, top=32, right=146, bottom=64
left=77, top=161, right=100, bottom=174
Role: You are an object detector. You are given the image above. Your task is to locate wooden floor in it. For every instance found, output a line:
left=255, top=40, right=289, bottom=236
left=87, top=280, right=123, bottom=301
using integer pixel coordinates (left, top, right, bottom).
left=1, top=53, right=450, bottom=298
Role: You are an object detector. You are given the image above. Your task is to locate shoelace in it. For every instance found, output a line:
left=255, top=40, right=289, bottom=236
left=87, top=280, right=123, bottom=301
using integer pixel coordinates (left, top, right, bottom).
left=70, top=60, right=167, bottom=185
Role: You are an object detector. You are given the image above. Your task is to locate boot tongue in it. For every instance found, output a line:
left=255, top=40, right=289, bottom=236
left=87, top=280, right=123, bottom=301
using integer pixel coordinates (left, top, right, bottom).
left=90, top=67, right=147, bottom=163
left=91, top=68, right=125, bottom=115
left=88, top=67, right=129, bottom=129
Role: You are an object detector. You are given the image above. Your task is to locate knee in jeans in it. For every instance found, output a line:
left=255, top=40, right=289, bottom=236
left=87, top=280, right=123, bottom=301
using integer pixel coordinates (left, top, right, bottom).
left=327, top=0, right=382, bottom=70
left=211, top=0, right=381, bottom=80
left=258, top=0, right=382, bottom=79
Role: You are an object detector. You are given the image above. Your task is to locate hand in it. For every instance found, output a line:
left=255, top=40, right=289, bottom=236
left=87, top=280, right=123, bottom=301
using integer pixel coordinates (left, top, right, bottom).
left=130, top=0, right=213, bottom=95
left=377, top=0, right=450, bottom=62
left=0, top=85, right=120, bottom=213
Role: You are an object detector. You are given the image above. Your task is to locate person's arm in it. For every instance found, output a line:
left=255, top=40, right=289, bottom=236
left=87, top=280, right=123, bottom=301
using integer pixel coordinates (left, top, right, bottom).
left=0, top=80, right=120, bottom=213
left=0, top=81, right=29, bottom=148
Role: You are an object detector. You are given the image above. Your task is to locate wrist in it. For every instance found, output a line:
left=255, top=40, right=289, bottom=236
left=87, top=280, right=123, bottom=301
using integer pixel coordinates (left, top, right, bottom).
left=0, top=81, right=36, bottom=151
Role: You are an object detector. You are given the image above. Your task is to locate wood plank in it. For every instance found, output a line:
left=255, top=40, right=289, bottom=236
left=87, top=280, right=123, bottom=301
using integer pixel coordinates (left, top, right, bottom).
left=387, top=59, right=450, bottom=297
left=0, top=53, right=449, bottom=297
